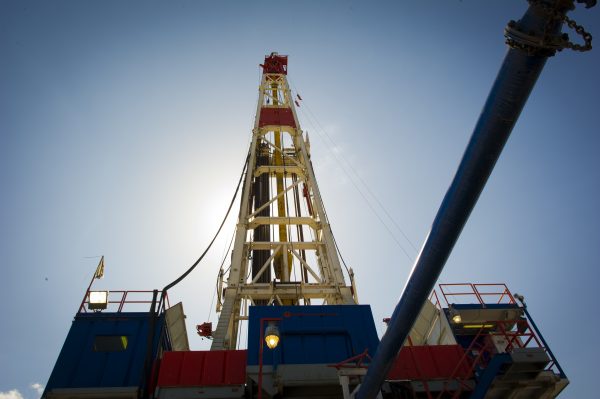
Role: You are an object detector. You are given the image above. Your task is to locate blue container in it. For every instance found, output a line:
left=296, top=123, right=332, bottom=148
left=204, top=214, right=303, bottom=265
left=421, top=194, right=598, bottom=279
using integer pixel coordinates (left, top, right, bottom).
left=44, top=312, right=165, bottom=394
left=247, top=305, right=379, bottom=366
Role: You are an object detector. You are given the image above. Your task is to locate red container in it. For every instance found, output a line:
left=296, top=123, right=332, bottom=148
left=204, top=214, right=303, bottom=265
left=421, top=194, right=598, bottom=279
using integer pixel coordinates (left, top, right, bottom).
left=157, top=350, right=247, bottom=387
left=388, top=345, right=472, bottom=381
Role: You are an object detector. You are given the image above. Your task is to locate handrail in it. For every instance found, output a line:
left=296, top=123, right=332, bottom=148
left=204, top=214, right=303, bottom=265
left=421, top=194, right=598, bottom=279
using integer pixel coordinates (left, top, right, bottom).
left=428, top=290, right=441, bottom=310
left=438, top=283, right=516, bottom=306
left=329, top=348, right=372, bottom=370
left=78, top=289, right=170, bottom=314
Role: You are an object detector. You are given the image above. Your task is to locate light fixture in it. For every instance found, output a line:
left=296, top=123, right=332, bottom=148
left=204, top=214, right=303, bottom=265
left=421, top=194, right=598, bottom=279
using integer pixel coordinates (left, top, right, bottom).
left=463, top=324, right=494, bottom=329
left=449, top=306, right=462, bottom=324
left=88, top=290, right=109, bottom=311
left=514, top=293, right=525, bottom=305
left=264, top=322, right=280, bottom=349
left=452, top=313, right=462, bottom=324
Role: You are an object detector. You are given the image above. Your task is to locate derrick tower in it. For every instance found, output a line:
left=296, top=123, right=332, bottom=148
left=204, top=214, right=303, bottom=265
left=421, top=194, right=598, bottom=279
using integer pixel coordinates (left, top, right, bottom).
left=211, top=53, right=357, bottom=350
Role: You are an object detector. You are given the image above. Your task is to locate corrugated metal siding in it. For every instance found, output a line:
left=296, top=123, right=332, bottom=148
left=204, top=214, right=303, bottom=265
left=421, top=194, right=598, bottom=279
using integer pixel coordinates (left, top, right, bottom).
left=157, top=351, right=247, bottom=386
left=247, top=305, right=379, bottom=366
left=44, top=312, right=164, bottom=392
left=387, top=345, right=473, bottom=380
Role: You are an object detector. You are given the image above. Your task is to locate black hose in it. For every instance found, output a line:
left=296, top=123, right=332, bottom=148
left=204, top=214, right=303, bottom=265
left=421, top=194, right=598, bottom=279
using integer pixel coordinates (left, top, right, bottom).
left=162, top=152, right=250, bottom=293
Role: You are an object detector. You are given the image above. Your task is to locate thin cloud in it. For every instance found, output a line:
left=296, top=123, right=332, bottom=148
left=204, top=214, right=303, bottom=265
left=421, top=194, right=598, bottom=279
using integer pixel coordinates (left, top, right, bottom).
left=0, top=389, right=24, bottom=399
left=30, top=383, right=44, bottom=395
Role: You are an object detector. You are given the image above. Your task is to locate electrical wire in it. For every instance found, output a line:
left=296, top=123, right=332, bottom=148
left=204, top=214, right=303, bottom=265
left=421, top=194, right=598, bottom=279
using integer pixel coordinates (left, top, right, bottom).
left=162, top=152, right=250, bottom=293
left=332, top=230, right=351, bottom=275
left=207, top=282, right=218, bottom=324
left=289, top=83, right=451, bottom=291
left=304, top=100, right=452, bottom=291
left=298, top=107, right=413, bottom=260
left=288, top=79, right=418, bottom=258
left=208, top=228, right=236, bottom=322
left=220, top=229, right=237, bottom=276
left=305, top=102, right=418, bottom=253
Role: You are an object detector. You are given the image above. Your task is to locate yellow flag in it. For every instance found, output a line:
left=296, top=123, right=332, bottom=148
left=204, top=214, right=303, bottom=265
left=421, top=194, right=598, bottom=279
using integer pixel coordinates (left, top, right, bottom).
left=94, top=256, right=105, bottom=279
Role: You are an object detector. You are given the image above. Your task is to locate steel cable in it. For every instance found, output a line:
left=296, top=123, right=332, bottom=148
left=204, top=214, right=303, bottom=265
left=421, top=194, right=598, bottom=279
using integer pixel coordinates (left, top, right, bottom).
left=162, top=152, right=250, bottom=293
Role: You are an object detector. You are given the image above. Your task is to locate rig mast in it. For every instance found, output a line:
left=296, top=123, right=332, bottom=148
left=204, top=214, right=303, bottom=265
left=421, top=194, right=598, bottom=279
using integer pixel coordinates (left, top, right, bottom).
left=211, top=53, right=357, bottom=350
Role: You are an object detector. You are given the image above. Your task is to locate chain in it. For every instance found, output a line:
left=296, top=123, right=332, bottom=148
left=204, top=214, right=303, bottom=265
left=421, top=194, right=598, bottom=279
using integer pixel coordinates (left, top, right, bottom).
left=563, top=14, right=593, bottom=51
left=530, top=0, right=593, bottom=52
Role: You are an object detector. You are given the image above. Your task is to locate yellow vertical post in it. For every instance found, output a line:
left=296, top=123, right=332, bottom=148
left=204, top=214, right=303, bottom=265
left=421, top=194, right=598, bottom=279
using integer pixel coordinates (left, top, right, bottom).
left=271, top=83, right=293, bottom=285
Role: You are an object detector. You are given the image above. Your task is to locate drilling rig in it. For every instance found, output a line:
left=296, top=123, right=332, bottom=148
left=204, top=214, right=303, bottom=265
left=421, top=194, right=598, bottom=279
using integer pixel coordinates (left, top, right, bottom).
left=42, top=1, right=595, bottom=397
left=210, top=53, right=357, bottom=351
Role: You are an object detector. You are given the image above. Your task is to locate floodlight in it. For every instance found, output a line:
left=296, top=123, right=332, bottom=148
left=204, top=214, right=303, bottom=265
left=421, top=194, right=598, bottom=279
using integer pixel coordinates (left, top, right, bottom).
left=449, top=306, right=462, bottom=324
left=88, top=291, right=109, bottom=311
left=264, top=322, right=280, bottom=349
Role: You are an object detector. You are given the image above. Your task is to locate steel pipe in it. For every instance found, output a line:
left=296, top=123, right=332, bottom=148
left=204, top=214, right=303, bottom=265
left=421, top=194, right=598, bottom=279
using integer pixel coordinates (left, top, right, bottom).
left=356, top=2, right=571, bottom=397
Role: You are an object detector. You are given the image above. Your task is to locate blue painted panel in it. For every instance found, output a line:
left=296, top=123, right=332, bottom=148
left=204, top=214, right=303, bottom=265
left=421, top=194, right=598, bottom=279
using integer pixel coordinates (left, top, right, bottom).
left=470, top=353, right=511, bottom=399
left=247, top=305, right=379, bottom=366
left=45, top=312, right=165, bottom=391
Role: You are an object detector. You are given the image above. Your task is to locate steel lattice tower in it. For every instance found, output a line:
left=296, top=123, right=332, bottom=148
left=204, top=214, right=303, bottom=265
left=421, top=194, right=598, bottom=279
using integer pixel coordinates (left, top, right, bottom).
left=211, top=53, right=357, bottom=350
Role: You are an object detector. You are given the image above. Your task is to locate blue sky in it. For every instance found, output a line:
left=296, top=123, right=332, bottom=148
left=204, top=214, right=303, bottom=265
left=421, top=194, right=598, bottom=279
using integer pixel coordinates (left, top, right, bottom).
left=1, top=1, right=599, bottom=398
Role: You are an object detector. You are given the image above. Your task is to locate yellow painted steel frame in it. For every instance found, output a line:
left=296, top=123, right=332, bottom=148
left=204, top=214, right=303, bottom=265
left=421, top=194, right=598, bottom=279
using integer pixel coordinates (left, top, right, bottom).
left=271, top=84, right=293, bottom=282
left=210, top=66, right=356, bottom=351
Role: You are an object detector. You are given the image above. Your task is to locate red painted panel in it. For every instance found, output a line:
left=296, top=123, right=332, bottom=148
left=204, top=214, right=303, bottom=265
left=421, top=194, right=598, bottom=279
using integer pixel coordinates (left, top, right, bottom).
left=157, top=350, right=247, bottom=387
left=225, top=350, right=247, bottom=384
left=259, top=108, right=297, bottom=128
left=203, top=351, right=225, bottom=385
left=415, top=347, right=439, bottom=378
left=157, top=352, right=182, bottom=385
left=261, top=54, right=288, bottom=75
left=389, top=348, right=418, bottom=379
left=180, top=351, right=205, bottom=384
left=387, top=345, right=472, bottom=381
left=431, top=345, right=472, bottom=378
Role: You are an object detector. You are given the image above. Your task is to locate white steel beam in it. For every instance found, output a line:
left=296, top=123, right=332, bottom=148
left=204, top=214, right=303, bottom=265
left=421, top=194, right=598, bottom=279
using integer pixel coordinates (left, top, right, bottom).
left=211, top=58, right=358, bottom=350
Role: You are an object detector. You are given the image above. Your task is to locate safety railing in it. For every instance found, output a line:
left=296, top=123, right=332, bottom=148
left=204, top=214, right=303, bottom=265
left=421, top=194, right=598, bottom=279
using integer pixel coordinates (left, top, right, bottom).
left=435, top=326, right=493, bottom=399
left=78, top=290, right=170, bottom=314
left=438, top=315, right=563, bottom=399
left=428, top=289, right=442, bottom=310
left=421, top=283, right=565, bottom=396
left=491, top=318, right=563, bottom=376
left=438, top=283, right=516, bottom=307
left=493, top=319, right=542, bottom=351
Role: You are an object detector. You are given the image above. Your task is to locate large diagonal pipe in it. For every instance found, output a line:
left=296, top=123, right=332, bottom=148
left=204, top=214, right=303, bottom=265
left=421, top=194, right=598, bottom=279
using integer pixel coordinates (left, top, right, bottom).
left=356, top=1, right=586, bottom=397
